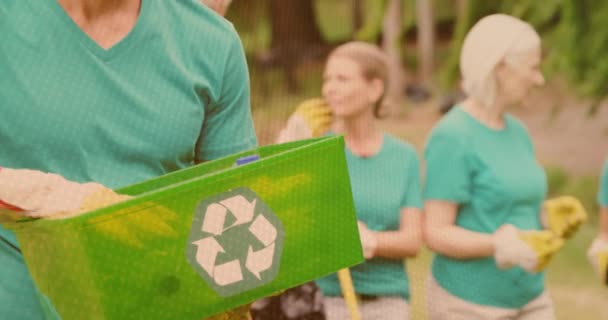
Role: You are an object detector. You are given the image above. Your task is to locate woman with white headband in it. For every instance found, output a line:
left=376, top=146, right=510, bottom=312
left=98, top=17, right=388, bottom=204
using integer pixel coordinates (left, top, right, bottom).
left=423, top=14, right=563, bottom=319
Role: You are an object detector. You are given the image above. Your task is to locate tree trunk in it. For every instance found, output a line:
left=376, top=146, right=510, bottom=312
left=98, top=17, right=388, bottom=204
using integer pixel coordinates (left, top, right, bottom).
left=416, top=0, right=435, bottom=85
left=352, top=0, right=364, bottom=37
left=268, top=0, right=325, bottom=93
left=382, top=0, right=405, bottom=116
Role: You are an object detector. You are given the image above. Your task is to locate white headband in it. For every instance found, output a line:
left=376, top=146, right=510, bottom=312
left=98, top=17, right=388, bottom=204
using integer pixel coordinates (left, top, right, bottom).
left=460, top=14, right=539, bottom=107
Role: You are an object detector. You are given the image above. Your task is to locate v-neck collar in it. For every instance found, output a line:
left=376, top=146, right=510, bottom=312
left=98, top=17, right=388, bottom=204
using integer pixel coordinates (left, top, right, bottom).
left=45, top=0, right=150, bottom=61
left=345, top=133, right=387, bottom=160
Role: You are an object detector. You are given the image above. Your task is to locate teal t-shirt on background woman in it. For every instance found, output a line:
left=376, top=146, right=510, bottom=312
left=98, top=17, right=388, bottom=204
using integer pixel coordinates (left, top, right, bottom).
left=424, top=106, right=547, bottom=308
left=316, top=134, right=423, bottom=300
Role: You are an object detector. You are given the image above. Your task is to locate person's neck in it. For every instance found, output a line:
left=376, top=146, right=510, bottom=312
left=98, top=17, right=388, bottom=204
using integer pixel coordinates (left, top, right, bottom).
left=56, top=0, right=142, bottom=49
left=336, top=112, right=383, bottom=157
left=57, top=0, right=140, bottom=20
left=461, top=97, right=507, bottom=130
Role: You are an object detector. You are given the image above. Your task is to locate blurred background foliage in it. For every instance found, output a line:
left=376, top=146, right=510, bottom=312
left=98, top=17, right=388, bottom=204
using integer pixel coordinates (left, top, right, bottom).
left=222, top=2, right=608, bottom=319
left=227, top=0, right=608, bottom=113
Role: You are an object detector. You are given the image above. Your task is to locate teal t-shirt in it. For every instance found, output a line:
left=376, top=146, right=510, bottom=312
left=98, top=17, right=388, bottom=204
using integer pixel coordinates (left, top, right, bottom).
left=315, top=134, right=423, bottom=300
left=0, top=1, right=256, bottom=319
left=599, top=158, right=608, bottom=207
left=424, top=106, right=547, bottom=308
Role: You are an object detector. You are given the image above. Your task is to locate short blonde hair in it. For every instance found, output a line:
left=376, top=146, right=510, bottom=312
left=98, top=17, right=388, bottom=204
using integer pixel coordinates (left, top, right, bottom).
left=328, top=41, right=389, bottom=117
left=460, top=14, right=540, bottom=108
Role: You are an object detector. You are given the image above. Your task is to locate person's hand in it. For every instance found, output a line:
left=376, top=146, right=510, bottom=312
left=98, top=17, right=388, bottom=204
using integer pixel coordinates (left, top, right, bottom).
left=357, top=221, right=377, bottom=259
left=587, top=237, right=608, bottom=285
left=542, top=196, right=588, bottom=238
left=0, top=168, right=111, bottom=218
left=276, top=98, right=332, bottom=143
left=493, top=224, right=563, bottom=273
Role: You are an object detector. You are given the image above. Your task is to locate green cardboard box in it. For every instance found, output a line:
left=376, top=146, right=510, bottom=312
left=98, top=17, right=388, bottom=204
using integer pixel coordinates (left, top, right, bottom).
left=7, top=136, right=363, bottom=320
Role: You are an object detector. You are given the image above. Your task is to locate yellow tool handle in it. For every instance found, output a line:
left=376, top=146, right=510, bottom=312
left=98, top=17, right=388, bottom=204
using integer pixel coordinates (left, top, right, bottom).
left=337, top=268, right=361, bottom=320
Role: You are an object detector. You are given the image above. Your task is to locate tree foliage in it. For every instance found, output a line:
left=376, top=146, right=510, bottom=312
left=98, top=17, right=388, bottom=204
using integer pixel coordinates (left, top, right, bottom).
left=228, top=0, right=608, bottom=108
left=436, top=0, right=608, bottom=111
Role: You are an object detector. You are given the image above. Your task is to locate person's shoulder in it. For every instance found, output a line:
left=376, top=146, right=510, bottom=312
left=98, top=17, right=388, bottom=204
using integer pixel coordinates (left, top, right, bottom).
left=383, top=134, right=418, bottom=158
left=427, top=106, right=472, bottom=145
left=156, top=0, right=240, bottom=44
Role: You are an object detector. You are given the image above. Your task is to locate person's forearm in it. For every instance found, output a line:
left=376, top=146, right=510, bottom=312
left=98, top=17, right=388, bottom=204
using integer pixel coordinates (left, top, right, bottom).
left=374, top=230, right=421, bottom=259
left=425, top=225, right=494, bottom=259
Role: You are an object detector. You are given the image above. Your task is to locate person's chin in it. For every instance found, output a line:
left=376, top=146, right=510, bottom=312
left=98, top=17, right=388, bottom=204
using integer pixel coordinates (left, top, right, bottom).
left=330, top=107, right=346, bottom=117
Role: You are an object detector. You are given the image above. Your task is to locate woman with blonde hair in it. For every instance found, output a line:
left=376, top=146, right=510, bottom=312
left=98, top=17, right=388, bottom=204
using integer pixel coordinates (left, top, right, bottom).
left=300, top=41, right=423, bottom=320
left=258, top=41, right=422, bottom=320
left=423, top=14, right=568, bottom=319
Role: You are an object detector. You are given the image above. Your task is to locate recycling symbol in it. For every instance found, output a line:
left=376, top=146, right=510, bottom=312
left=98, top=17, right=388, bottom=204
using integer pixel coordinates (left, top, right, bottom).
left=186, top=187, right=284, bottom=297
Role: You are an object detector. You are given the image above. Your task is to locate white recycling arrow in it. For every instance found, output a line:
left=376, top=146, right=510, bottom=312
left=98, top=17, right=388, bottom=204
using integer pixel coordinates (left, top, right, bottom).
left=191, top=193, right=281, bottom=288
left=221, top=195, right=256, bottom=228
left=201, top=203, right=228, bottom=236
left=193, top=237, right=244, bottom=286
left=246, top=243, right=275, bottom=280
left=193, top=237, right=224, bottom=276
left=214, top=260, right=244, bottom=286
left=249, top=214, right=277, bottom=246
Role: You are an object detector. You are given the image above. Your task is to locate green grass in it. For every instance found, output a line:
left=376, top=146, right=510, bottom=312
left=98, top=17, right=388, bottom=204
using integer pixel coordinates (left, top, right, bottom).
left=546, top=224, right=608, bottom=319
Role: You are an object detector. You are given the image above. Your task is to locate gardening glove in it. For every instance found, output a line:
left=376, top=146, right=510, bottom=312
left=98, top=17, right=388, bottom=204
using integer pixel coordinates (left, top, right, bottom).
left=542, top=196, right=588, bottom=238
left=357, top=221, right=377, bottom=259
left=0, top=168, right=123, bottom=219
left=518, top=230, right=565, bottom=272
left=494, top=224, right=562, bottom=273
left=587, top=237, right=608, bottom=285
left=276, top=98, right=332, bottom=143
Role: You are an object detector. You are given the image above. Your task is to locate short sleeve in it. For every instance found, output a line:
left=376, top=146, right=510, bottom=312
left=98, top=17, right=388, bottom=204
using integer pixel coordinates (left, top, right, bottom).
left=423, top=131, right=472, bottom=204
left=599, top=159, right=608, bottom=207
left=196, top=29, right=257, bottom=162
left=401, top=150, right=423, bottom=209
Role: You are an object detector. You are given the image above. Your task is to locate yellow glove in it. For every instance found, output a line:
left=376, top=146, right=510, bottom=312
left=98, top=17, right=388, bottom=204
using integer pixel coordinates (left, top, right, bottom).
left=542, top=196, right=588, bottom=238
left=276, top=98, right=333, bottom=143
left=587, top=237, right=608, bottom=286
left=204, top=304, right=251, bottom=320
left=494, top=225, right=564, bottom=273
left=519, top=230, right=565, bottom=272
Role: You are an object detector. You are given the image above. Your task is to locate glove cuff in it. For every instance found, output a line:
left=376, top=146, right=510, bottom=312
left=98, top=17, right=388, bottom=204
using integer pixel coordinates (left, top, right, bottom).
left=493, top=225, right=538, bottom=272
